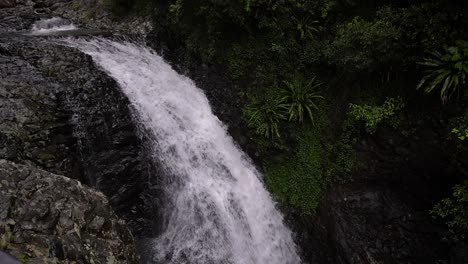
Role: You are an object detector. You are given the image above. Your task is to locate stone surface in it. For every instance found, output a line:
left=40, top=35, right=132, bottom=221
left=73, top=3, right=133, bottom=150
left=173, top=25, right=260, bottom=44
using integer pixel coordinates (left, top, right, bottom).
left=0, top=35, right=158, bottom=234
left=0, top=0, right=151, bottom=34
left=0, top=2, right=158, bottom=261
left=0, top=159, right=138, bottom=263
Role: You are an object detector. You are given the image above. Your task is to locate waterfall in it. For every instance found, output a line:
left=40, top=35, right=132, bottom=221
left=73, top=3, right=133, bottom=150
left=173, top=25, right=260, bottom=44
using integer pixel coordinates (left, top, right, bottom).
left=64, top=38, right=302, bottom=264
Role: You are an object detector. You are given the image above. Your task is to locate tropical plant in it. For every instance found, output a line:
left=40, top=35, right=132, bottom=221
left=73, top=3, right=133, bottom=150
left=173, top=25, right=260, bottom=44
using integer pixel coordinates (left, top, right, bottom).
left=417, top=41, right=468, bottom=103
left=432, top=180, right=468, bottom=240
left=281, top=77, right=324, bottom=123
left=243, top=98, right=286, bottom=138
left=292, top=15, right=319, bottom=40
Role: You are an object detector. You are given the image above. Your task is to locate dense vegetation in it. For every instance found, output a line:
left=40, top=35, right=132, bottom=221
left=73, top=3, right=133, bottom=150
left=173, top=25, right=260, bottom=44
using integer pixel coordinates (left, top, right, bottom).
left=106, top=0, right=468, bottom=239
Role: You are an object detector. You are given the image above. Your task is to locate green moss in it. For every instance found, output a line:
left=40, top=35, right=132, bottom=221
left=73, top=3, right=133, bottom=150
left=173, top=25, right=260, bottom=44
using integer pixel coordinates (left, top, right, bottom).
left=264, top=125, right=324, bottom=215
left=18, top=254, right=30, bottom=263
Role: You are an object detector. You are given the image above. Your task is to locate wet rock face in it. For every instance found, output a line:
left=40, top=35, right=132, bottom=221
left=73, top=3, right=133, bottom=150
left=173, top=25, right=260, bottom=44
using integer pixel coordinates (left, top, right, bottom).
left=0, top=50, right=80, bottom=178
left=0, top=36, right=156, bottom=234
left=0, top=159, right=138, bottom=263
left=0, top=2, right=158, bottom=260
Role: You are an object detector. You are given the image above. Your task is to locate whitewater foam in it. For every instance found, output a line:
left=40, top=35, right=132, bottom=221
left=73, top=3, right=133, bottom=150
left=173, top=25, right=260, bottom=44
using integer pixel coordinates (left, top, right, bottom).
left=64, top=38, right=302, bottom=264
left=31, top=17, right=77, bottom=35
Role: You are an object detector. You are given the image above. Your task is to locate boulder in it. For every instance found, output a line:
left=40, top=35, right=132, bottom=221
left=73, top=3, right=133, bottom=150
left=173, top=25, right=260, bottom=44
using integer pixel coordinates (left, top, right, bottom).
left=0, top=159, right=139, bottom=263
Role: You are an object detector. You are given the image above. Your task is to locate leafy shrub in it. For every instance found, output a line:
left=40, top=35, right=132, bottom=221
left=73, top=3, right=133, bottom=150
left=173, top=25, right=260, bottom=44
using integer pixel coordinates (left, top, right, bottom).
left=452, top=128, right=468, bottom=141
left=417, top=41, right=468, bottom=103
left=349, top=97, right=405, bottom=134
left=450, top=110, right=468, bottom=141
left=432, top=180, right=468, bottom=240
left=324, top=16, right=401, bottom=71
left=375, top=4, right=456, bottom=65
left=264, top=126, right=324, bottom=214
left=281, top=77, right=324, bottom=123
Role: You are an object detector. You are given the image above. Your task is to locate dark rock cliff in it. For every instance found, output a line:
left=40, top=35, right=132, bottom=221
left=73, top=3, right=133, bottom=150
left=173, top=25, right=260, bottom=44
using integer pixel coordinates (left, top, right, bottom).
left=0, top=34, right=157, bottom=234
left=0, top=1, right=158, bottom=262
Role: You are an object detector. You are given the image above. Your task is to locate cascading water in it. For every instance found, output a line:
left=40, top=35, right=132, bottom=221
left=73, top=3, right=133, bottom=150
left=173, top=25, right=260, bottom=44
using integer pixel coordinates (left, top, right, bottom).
left=30, top=17, right=77, bottom=35
left=64, top=38, right=302, bottom=264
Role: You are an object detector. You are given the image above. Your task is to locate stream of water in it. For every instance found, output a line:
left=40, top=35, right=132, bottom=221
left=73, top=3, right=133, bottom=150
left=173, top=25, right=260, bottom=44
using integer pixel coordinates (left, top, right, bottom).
left=64, top=38, right=302, bottom=264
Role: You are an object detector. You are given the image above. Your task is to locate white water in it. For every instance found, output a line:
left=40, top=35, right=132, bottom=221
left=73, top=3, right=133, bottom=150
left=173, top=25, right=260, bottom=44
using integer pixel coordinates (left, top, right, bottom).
left=30, top=17, right=77, bottom=35
left=65, top=38, right=302, bottom=264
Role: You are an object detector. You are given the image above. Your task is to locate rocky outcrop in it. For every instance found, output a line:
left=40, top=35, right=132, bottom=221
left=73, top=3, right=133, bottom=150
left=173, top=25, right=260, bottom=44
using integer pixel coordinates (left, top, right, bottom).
left=0, top=45, right=80, bottom=178
left=1, top=1, right=159, bottom=261
left=0, top=34, right=158, bottom=234
left=0, top=159, right=138, bottom=263
left=0, top=0, right=151, bottom=34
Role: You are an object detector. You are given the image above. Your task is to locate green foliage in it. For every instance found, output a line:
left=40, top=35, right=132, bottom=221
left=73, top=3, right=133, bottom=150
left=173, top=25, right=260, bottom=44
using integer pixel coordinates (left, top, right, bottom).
left=432, top=181, right=468, bottom=240
left=417, top=41, right=468, bottom=103
left=349, top=97, right=405, bottom=134
left=243, top=97, right=286, bottom=138
left=281, top=77, right=324, bottom=123
left=450, top=110, right=468, bottom=141
left=105, top=0, right=468, bottom=219
left=324, top=16, right=401, bottom=70
left=243, top=76, right=324, bottom=139
left=375, top=4, right=456, bottom=64
left=452, top=128, right=468, bottom=141
left=18, top=254, right=30, bottom=263
left=264, top=126, right=324, bottom=214
left=324, top=142, right=364, bottom=183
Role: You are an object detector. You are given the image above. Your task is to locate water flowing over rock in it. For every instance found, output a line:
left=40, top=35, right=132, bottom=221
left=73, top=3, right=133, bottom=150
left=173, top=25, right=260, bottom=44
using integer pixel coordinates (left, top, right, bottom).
left=65, top=38, right=302, bottom=264
left=30, top=17, right=77, bottom=34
